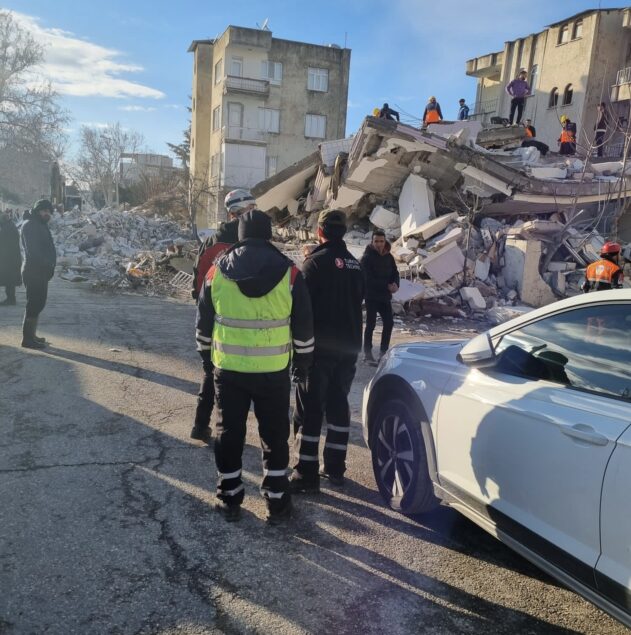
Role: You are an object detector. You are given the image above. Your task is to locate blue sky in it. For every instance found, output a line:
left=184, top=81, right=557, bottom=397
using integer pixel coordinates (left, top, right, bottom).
left=3, top=0, right=623, bottom=162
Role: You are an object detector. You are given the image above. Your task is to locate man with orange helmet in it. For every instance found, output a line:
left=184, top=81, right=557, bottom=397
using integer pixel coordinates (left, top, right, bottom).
left=582, top=242, right=624, bottom=292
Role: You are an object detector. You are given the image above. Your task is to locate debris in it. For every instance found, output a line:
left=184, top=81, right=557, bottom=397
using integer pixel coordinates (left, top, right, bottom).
left=421, top=242, right=465, bottom=285
left=399, top=175, right=435, bottom=238
left=460, top=287, right=487, bottom=311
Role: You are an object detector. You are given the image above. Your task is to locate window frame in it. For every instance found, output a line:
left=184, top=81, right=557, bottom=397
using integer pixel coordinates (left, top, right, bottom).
left=305, top=113, right=327, bottom=139
left=572, top=19, right=583, bottom=40
left=558, top=24, right=570, bottom=45
left=307, top=67, right=329, bottom=92
left=562, top=83, right=573, bottom=106
left=549, top=87, right=559, bottom=109
left=261, top=61, right=283, bottom=85
left=214, top=58, right=223, bottom=85
left=230, top=56, right=243, bottom=77
left=212, top=105, right=222, bottom=131
left=258, top=107, right=280, bottom=133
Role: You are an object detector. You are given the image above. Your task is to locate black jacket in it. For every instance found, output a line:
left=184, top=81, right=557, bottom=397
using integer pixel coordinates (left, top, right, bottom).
left=196, top=238, right=314, bottom=371
left=302, top=239, right=365, bottom=356
left=0, top=216, right=22, bottom=287
left=20, top=212, right=56, bottom=283
left=360, top=243, right=400, bottom=303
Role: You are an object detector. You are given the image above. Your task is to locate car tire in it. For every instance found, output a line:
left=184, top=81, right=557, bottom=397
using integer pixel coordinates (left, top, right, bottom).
left=371, top=398, right=438, bottom=514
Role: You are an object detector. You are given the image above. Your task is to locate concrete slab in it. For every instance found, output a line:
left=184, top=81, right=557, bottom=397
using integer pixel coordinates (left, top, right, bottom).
left=408, top=212, right=459, bottom=241
left=420, top=242, right=465, bottom=285
left=429, top=227, right=464, bottom=251
left=399, top=175, right=435, bottom=238
left=474, top=254, right=491, bottom=281
left=393, top=279, right=426, bottom=303
left=370, top=205, right=399, bottom=230
left=531, top=167, right=567, bottom=180
left=460, top=286, right=486, bottom=311
left=427, top=120, right=482, bottom=141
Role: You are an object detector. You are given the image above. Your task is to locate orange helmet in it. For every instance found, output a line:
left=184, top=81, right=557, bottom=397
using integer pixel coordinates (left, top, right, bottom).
left=601, top=241, right=621, bottom=255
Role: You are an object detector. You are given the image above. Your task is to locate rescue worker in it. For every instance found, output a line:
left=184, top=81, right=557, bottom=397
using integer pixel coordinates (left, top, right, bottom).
left=582, top=242, right=624, bottom=292
left=524, top=119, right=536, bottom=138
left=520, top=119, right=550, bottom=156
left=290, top=210, right=365, bottom=492
left=379, top=103, right=400, bottom=122
left=190, top=189, right=255, bottom=443
left=423, top=96, right=443, bottom=127
left=457, top=99, right=469, bottom=121
left=505, top=70, right=530, bottom=125
left=196, top=209, right=313, bottom=523
left=558, top=115, right=577, bottom=155
left=0, top=210, right=22, bottom=306
left=20, top=199, right=56, bottom=349
left=361, top=229, right=399, bottom=364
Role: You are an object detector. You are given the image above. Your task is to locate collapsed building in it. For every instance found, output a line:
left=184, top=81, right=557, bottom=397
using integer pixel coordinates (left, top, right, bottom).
left=252, top=116, right=631, bottom=318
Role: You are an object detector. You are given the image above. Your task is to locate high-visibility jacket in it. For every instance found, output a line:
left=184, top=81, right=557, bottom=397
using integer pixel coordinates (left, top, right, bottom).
left=560, top=126, right=576, bottom=144
left=425, top=109, right=441, bottom=124
left=209, top=266, right=293, bottom=373
left=585, top=259, right=623, bottom=289
left=525, top=126, right=534, bottom=138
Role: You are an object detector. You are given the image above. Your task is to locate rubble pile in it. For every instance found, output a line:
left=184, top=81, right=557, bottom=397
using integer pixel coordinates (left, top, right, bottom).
left=254, top=116, right=630, bottom=321
left=51, top=206, right=194, bottom=294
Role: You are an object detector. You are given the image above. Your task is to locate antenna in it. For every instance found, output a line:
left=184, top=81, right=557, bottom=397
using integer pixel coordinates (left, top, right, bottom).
left=257, top=18, right=270, bottom=31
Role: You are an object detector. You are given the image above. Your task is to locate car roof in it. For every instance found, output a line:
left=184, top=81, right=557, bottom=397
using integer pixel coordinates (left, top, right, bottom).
left=488, top=289, right=631, bottom=337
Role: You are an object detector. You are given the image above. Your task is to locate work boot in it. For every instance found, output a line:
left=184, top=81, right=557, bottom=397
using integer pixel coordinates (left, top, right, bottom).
left=214, top=501, right=241, bottom=522
left=319, top=469, right=345, bottom=488
left=21, top=317, right=46, bottom=350
left=289, top=472, right=320, bottom=494
left=32, top=317, right=46, bottom=344
left=190, top=426, right=212, bottom=444
left=363, top=348, right=376, bottom=364
left=266, top=500, right=292, bottom=526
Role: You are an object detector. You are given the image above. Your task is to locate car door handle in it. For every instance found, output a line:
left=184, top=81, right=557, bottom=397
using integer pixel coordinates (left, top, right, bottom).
left=560, top=424, right=609, bottom=446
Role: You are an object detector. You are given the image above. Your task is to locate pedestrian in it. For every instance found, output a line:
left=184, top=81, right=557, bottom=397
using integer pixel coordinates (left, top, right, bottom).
left=361, top=229, right=399, bottom=364
left=190, top=189, right=256, bottom=444
left=379, top=103, right=400, bottom=122
left=290, top=209, right=365, bottom=493
left=20, top=199, right=56, bottom=349
left=457, top=99, right=469, bottom=121
left=423, top=96, right=443, bottom=127
left=0, top=210, right=22, bottom=306
left=594, top=103, right=608, bottom=158
left=196, top=209, right=313, bottom=523
left=581, top=242, right=624, bottom=292
left=558, top=115, right=577, bottom=155
left=505, top=70, right=530, bottom=125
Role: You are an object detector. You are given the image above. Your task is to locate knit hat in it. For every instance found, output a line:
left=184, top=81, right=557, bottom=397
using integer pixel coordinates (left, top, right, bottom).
left=317, top=209, right=347, bottom=227
left=33, top=199, right=53, bottom=213
left=238, top=209, right=272, bottom=241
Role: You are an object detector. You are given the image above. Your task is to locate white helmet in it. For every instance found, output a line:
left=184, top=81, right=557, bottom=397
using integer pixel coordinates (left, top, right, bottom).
left=224, top=189, right=255, bottom=214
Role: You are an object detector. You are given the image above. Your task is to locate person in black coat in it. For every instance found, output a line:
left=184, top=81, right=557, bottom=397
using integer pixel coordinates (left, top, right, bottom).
left=0, top=210, right=22, bottom=306
left=360, top=229, right=400, bottom=363
left=20, top=199, right=56, bottom=349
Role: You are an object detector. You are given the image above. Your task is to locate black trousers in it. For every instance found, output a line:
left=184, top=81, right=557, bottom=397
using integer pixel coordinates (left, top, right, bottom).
left=24, top=279, right=48, bottom=318
left=364, top=300, right=394, bottom=353
left=214, top=368, right=291, bottom=511
left=293, top=353, right=357, bottom=479
left=3, top=285, right=16, bottom=302
left=595, top=130, right=605, bottom=157
left=509, top=97, right=525, bottom=124
left=194, top=359, right=214, bottom=430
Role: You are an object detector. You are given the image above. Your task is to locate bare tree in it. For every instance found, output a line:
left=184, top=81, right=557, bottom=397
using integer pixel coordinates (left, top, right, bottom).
left=75, top=123, right=145, bottom=207
left=0, top=11, right=68, bottom=156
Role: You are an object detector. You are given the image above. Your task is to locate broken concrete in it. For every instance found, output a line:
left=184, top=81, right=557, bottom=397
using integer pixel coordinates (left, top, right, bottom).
left=408, top=212, right=459, bottom=241
left=420, top=242, right=465, bottom=285
left=460, top=287, right=487, bottom=311
left=399, top=175, right=436, bottom=238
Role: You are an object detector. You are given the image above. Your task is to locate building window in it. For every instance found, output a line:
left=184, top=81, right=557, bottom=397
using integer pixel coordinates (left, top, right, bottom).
left=549, top=87, right=559, bottom=108
left=305, top=114, right=326, bottom=138
left=572, top=19, right=583, bottom=39
left=261, top=61, right=283, bottom=85
left=308, top=67, right=329, bottom=92
left=214, top=58, right=223, bottom=84
left=230, top=57, right=243, bottom=77
left=210, top=153, right=219, bottom=178
left=266, top=156, right=277, bottom=178
left=558, top=24, right=569, bottom=44
left=563, top=83, right=573, bottom=105
left=258, top=107, right=280, bottom=133
left=530, top=64, right=539, bottom=90
left=212, top=105, right=221, bottom=131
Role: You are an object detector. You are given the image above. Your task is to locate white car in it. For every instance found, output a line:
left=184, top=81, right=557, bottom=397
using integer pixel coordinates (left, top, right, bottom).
left=362, top=289, right=631, bottom=627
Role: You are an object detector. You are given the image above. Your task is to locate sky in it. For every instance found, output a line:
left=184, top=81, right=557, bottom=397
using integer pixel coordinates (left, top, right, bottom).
left=2, top=0, right=624, bottom=163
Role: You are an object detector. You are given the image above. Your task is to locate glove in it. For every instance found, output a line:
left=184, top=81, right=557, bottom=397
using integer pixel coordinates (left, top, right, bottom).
left=291, top=365, right=308, bottom=384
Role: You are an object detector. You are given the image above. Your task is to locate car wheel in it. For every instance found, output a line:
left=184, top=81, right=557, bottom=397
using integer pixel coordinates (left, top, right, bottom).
left=371, top=398, right=438, bottom=514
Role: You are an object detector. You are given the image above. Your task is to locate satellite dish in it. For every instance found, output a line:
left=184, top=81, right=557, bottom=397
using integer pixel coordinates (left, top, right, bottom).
left=260, top=18, right=270, bottom=31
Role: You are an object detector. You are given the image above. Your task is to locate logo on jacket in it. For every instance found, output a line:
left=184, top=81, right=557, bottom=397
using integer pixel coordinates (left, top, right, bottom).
left=335, top=258, right=344, bottom=269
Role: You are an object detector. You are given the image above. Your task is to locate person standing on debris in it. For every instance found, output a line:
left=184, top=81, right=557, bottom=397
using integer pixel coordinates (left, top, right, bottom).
left=520, top=119, right=550, bottom=156
left=505, top=70, right=531, bottom=125
left=361, top=229, right=399, bottom=364
left=558, top=115, right=577, bottom=155
left=190, top=188, right=256, bottom=444
left=423, top=97, right=443, bottom=127
left=196, top=209, right=313, bottom=523
left=581, top=242, right=624, bottom=292
left=379, top=103, right=400, bottom=122
left=291, top=210, right=364, bottom=493
left=0, top=210, right=22, bottom=306
left=594, top=103, right=608, bottom=158
left=20, top=199, right=56, bottom=349
left=457, top=99, right=469, bottom=121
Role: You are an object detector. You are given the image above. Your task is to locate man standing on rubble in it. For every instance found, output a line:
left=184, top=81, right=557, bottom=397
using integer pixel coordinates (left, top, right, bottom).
left=291, top=210, right=364, bottom=492
left=457, top=99, right=469, bottom=121
left=505, top=70, right=530, bottom=125
left=582, top=242, right=624, bottom=292
left=190, top=189, right=256, bottom=443
left=361, top=229, right=399, bottom=364
left=379, top=103, right=400, bottom=122
left=558, top=115, right=577, bottom=155
left=196, top=209, right=313, bottom=523
left=20, top=199, right=56, bottom=349
left=423, top=97, right=443, bottom=127
left=0, top=210, right=22, bottom=307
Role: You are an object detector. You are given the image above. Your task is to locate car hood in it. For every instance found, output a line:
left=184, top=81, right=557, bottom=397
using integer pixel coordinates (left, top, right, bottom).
left=388, top=339, right=465, bottom=363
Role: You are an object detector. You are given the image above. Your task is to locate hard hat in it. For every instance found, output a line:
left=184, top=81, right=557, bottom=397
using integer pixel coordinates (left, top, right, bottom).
left=560, top=115, right=568, bottom=123
left=601, top=241, right=621, bottom=256
left=372, top=107, right=380, bottom=116
left=224, top=189, right=255, bottom=213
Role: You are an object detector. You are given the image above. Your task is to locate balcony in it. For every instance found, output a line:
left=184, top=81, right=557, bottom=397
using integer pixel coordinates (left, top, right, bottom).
left=610, top=66, right=631, bottom=102
left=466, top=51, right=504, bottom=79
left=224, top=75, right=269, bottom=96
left=222, top=126, right=267, bottom=143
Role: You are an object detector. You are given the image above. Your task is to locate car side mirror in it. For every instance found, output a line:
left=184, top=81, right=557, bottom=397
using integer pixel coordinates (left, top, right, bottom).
left=457, top=333, right=497, bottom=368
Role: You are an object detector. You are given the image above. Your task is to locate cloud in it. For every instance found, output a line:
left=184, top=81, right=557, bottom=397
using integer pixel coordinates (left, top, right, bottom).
left=79, top=121, right=109, bottom=129
left=10, top=11, right=165, bottom=100
left=118, top=105, right=157, bottom=112
left=163, top=104, right=183, bottom=110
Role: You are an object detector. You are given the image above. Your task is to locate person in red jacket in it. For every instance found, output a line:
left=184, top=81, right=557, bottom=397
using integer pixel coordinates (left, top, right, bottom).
left=190, top=189, right=256, bottom=443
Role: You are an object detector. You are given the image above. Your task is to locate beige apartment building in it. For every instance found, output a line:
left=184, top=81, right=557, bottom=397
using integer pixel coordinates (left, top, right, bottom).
left=466, top=7, right=631, bottom=157
left=189, top=26, right=351, bottom=228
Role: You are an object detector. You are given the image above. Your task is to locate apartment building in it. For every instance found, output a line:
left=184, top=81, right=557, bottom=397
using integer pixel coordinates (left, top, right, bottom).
left=189, top=26, right=351, bottom=228
left=465, top=8, right=631, bottom=157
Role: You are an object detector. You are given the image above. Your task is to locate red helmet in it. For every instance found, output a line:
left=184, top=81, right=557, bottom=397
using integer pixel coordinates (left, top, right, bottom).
left=601, top=241, right=621, bottom=256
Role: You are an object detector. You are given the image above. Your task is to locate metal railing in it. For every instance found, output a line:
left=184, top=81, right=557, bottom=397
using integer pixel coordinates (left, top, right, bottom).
left=224, top=75, right=269, bottom=94
left=616, top=66, right=631, bottom=86
left=221, top=126, right=267, bottom=142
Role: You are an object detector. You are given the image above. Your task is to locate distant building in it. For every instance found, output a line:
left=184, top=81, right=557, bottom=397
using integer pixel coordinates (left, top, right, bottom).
left=188, top=25, right=351, bottom=228
left=118, top=153, right=181, bottom=186
left=466, top=7, right=631, bottom=157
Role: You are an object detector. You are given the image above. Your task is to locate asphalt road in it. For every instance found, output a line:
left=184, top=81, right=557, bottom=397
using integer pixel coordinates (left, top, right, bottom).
left=0, top=279, right=626, bottom=635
